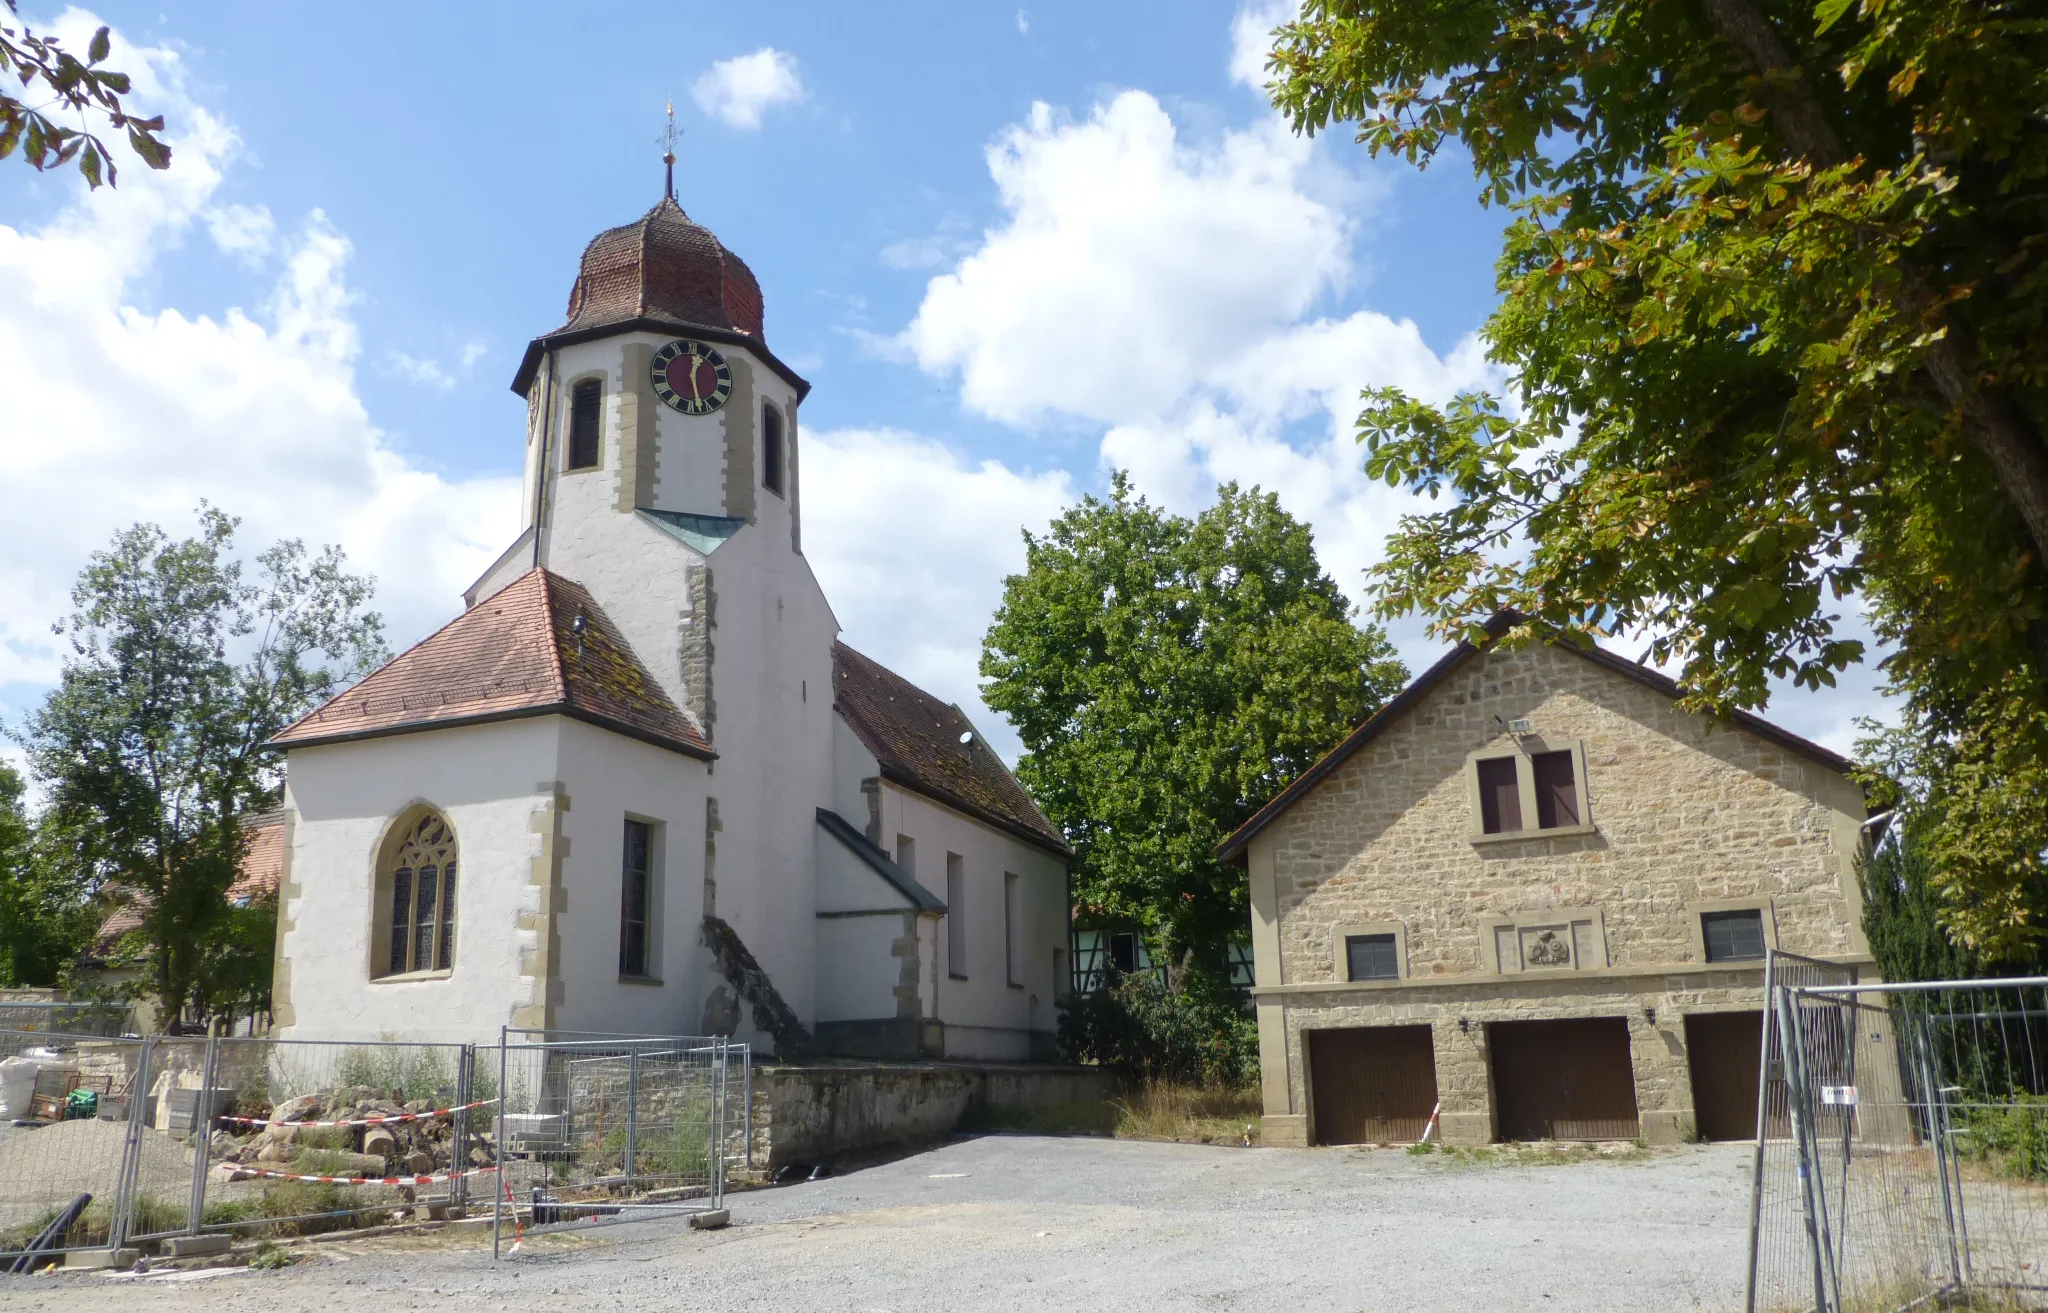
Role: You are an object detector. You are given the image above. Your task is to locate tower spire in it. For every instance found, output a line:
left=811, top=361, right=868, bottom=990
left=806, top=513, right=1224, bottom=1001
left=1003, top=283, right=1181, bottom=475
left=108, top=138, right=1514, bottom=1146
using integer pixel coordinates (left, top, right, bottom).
left=661, top=100, right=678, bottom=201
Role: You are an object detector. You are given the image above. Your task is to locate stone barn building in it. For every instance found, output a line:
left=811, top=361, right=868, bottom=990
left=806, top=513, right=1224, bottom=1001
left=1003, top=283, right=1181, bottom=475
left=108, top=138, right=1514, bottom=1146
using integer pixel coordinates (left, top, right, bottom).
left=1219, top=615, right=1873, bottom=1147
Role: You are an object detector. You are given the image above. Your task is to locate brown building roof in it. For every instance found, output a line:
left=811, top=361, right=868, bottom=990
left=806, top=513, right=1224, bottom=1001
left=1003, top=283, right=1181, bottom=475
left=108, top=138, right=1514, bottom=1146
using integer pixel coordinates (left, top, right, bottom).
left=832, top=642, right=1069, bottom=858
left=562, top=196, right=766, bottom=343
left=92, top=809, right=287, bottom=958
left=509, top=195, right=810, bottom=401
left=1216, top=612, right=1858, bottom=861
left=272, top=568, right=710, bottom=759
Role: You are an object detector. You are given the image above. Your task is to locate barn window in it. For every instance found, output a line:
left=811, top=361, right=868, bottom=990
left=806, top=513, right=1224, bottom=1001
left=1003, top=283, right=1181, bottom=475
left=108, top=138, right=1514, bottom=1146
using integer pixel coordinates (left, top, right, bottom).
left=1469, top=741, right=1592, bottom=841
left=1345, top=934, right=1400, bottom=982
left=1702, top=909, right=1767, bottom=962
left=375, top=810, right=458, bottom=978
left=567, top=379, right=602, bottom=470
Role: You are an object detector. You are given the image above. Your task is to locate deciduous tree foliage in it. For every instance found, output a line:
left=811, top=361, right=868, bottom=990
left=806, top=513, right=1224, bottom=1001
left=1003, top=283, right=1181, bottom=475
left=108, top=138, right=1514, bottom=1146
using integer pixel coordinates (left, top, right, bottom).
left=0, top=762, right=92, bottom=987
left=0, top=1, right=168, bottom=188
left=981, top=476, right=1406, bottom=970
left=20, top=508, right=384, bottom=1030
left=1261, top=0, right=2048, bottom=954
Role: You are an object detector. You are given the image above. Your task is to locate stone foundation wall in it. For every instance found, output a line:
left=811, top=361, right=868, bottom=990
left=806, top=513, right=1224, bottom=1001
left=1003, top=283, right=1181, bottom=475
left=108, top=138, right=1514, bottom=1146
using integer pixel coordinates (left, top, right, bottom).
left=744, top=1062, right=1112, bottom=1169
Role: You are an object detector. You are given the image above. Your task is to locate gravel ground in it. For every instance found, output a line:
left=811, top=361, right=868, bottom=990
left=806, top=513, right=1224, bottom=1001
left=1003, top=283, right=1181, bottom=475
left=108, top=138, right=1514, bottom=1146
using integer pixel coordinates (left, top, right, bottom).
left=0, top=1135, right=1757, bottom=1313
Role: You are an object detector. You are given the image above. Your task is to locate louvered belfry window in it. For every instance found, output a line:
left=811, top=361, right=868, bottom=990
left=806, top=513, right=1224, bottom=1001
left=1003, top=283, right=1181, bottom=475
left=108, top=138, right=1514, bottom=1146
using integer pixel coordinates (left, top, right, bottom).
left=382, top=811, right=458, bottom=976
left=567, top=379, right=602, bottom=470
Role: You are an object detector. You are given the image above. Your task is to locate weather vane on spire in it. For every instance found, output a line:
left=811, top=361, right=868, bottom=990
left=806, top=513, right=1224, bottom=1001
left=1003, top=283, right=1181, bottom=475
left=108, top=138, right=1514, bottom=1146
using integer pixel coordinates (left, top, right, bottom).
left=660, top=100, right=679, bottom=201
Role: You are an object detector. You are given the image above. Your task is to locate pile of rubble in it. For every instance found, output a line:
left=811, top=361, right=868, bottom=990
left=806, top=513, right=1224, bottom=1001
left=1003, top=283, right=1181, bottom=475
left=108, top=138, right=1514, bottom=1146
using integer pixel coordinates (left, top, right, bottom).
left=206, top=1088, right=490, bottom=1182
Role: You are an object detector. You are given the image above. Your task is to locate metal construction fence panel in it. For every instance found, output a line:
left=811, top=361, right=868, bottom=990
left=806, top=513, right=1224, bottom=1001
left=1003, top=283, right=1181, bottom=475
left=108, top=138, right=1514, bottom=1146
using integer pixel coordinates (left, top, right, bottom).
left=0, top=1028, right=147, bottom=1264
left=489, top=1029, right=743, bottom=1257
left=1747, top=963, right=2048, bottom=1313
left=0, top=1001, right=132, bottom=1037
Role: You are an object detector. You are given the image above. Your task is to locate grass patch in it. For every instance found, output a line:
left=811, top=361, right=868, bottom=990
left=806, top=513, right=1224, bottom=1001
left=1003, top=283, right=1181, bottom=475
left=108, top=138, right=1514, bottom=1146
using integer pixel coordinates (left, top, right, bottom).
left=964, top=1083, right=1260, bottom=1144
left=1112, top=1083, right=1261, bottom=1144
left=961, top=1099, right=1120, bottom=1136
left=248, top=1240, right=293, bottom=1270
left=254, top=1180, right=367, bottom=1236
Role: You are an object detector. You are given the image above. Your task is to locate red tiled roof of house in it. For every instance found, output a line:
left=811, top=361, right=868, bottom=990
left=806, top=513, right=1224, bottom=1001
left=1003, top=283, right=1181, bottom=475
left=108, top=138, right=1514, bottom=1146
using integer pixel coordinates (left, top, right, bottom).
left=271, top=568, right=710, bottom=758
left=832, top=642, right=1069, bottom=858
left=92, top=809, right=288, bottom=957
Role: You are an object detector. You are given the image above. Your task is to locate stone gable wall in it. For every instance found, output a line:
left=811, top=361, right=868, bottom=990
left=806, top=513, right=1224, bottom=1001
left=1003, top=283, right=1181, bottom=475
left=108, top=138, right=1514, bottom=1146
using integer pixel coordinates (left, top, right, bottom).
left=1264, top=644, right=1867, bottom=987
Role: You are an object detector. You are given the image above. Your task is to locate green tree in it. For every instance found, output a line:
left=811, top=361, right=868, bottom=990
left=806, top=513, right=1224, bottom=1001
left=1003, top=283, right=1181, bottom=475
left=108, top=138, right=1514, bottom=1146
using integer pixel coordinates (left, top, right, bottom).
left=0, top=761, right=92, bottom=986
left=20, top=507, right=384, bottom=1030
left=1258, top=0, right=2048, bottom=955
left=2, top=1, right=169, bottom=187
left=1858, top=823, right=1984, bottom=985
left=981, top=475, right=1407, bottom=972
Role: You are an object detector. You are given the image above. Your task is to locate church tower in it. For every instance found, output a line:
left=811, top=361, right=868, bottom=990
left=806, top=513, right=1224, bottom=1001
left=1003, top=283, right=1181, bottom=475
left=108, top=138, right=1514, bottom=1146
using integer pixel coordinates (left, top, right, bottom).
left=469, top=177, right=830, bottom=744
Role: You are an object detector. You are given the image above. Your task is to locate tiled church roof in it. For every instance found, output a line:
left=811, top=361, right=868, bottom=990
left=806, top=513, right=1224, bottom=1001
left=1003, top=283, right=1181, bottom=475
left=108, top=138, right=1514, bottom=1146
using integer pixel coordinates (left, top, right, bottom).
left=509, top=196, right=810, bottom=401
left=563, top=197, right=766, bottom=344
left=272, top=569, right=710, bottom=758
left=832, top=643, right=1069, bottom=858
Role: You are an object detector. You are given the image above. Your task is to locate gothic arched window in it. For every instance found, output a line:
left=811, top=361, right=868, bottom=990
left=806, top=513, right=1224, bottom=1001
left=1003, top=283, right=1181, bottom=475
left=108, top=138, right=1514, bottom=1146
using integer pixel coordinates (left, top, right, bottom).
left=762, top=403, right=785, bottom=496
left=375, top=810, right=458, bottom=977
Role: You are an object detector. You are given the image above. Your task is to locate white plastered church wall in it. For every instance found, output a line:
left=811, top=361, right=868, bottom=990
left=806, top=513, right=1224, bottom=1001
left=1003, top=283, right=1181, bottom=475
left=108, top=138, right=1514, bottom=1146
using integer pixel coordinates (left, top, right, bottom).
left=875, top=780, right=1065, bottom=1061
left=813, top=834, right=921, bottom=1025
left=276, top=719, right=566, bottom=1044
left=545, top=718, right=712, bottom=1036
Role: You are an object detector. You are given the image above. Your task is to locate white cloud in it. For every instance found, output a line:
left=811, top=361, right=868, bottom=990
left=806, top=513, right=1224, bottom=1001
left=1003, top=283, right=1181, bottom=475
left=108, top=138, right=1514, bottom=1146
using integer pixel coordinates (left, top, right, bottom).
left=388, top=350, right=455, bottom=389
left=904, top=93, right=1356, bottom=426
left=879, top=234, right=962, bottom=271
left=0, top=15, right=518, bottom=704
left=692, top=48, right=804, bottom=131
left=1016, top=9, right=1030, bottom=34
left=1230, top=3, right=1293, bottom=90
left=803, top=427, right=1076, bottom=761
left=458, top=339, right=488, bottom=369
left=206, top=202, right=276, bottom=264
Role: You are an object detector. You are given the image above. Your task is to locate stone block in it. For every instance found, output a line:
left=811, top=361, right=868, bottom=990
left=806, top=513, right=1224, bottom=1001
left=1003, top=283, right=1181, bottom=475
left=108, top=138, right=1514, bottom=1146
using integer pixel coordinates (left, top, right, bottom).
left=165, top=1234, right=232, bottom=1258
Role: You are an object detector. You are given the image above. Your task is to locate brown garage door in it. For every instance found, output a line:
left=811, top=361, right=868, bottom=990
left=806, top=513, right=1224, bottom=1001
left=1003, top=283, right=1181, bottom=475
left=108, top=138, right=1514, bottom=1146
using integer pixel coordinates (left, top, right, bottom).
left=1308, top=1025, right=1439, bottom=1145
left=1490, top=1017, right=1640, bottom=1141
left=1686, top=1011, right=1766, bottom=1141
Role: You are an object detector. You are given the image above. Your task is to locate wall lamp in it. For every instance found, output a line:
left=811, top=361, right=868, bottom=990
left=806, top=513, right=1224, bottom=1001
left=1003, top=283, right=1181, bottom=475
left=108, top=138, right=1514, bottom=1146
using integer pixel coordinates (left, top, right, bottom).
left=1458, top=1016, right=1470, bottom=1034
left=1644, top=1005, right=1658, bottom=1025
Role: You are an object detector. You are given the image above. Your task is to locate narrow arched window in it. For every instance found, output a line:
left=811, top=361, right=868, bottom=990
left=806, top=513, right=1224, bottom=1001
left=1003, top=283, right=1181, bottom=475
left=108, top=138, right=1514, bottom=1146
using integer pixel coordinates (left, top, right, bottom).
left=567, top=379, right=602, bottom=470
left=762, top=403, right=785, bottom=496
left=375, top=810, right=458, bottom=977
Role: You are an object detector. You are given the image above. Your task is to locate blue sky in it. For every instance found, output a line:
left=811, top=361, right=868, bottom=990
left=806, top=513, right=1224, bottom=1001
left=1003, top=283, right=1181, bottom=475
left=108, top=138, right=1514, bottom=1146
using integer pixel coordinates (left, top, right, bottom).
left=0, top=1, right=1883, bottom=767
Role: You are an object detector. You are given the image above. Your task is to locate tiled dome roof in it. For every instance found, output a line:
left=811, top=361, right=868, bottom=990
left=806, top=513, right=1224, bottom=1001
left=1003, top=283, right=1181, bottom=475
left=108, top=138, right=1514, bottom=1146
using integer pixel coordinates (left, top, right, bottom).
left=561, top=196, right=766, bottom=343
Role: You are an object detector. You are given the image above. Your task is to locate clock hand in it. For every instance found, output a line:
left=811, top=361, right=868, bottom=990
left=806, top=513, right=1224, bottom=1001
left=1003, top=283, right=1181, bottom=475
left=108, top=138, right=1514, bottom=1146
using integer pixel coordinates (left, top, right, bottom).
left=686, top=355, right=702, bottom=401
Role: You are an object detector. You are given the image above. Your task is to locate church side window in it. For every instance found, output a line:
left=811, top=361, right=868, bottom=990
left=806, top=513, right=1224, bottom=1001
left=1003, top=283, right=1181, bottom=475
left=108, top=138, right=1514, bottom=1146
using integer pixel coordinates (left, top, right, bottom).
left=377, top=810, right=458, bottom=978
left=762, top=403, right=785, bottom=496
left=620, top=818, right=657, bottom=979
left=567, top=379, right=602, bottom=471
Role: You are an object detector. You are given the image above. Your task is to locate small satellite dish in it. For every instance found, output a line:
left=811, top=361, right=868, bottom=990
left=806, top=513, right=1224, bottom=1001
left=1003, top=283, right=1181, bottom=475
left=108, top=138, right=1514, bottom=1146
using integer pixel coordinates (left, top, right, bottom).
left=959, top=731, right=974, bottom=745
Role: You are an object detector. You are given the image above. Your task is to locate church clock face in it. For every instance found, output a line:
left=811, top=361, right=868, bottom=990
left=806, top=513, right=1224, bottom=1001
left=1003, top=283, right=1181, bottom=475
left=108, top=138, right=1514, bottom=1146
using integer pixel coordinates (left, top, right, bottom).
left=651, top=339, right=733, bottom=415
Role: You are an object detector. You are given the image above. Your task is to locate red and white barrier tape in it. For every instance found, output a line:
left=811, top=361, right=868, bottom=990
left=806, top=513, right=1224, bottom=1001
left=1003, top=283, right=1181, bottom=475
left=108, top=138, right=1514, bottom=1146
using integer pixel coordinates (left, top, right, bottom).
left=217, top=1097, right=499, bottom=1129
left=223, top=1164, right=503, bottom=1185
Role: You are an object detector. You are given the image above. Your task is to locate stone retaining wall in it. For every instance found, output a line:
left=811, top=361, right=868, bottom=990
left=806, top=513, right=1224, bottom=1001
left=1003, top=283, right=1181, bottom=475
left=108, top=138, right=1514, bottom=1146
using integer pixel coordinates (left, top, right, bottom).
left=743, top=1062, right=1111, bottom=1169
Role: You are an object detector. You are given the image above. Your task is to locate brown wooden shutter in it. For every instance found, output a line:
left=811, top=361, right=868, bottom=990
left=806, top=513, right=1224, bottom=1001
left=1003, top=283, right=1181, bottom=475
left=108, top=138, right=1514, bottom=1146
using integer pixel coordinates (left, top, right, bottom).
left=1477, top=757, right=1521, bottom=832
left=1532, top=750, right=1578, bottom=827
